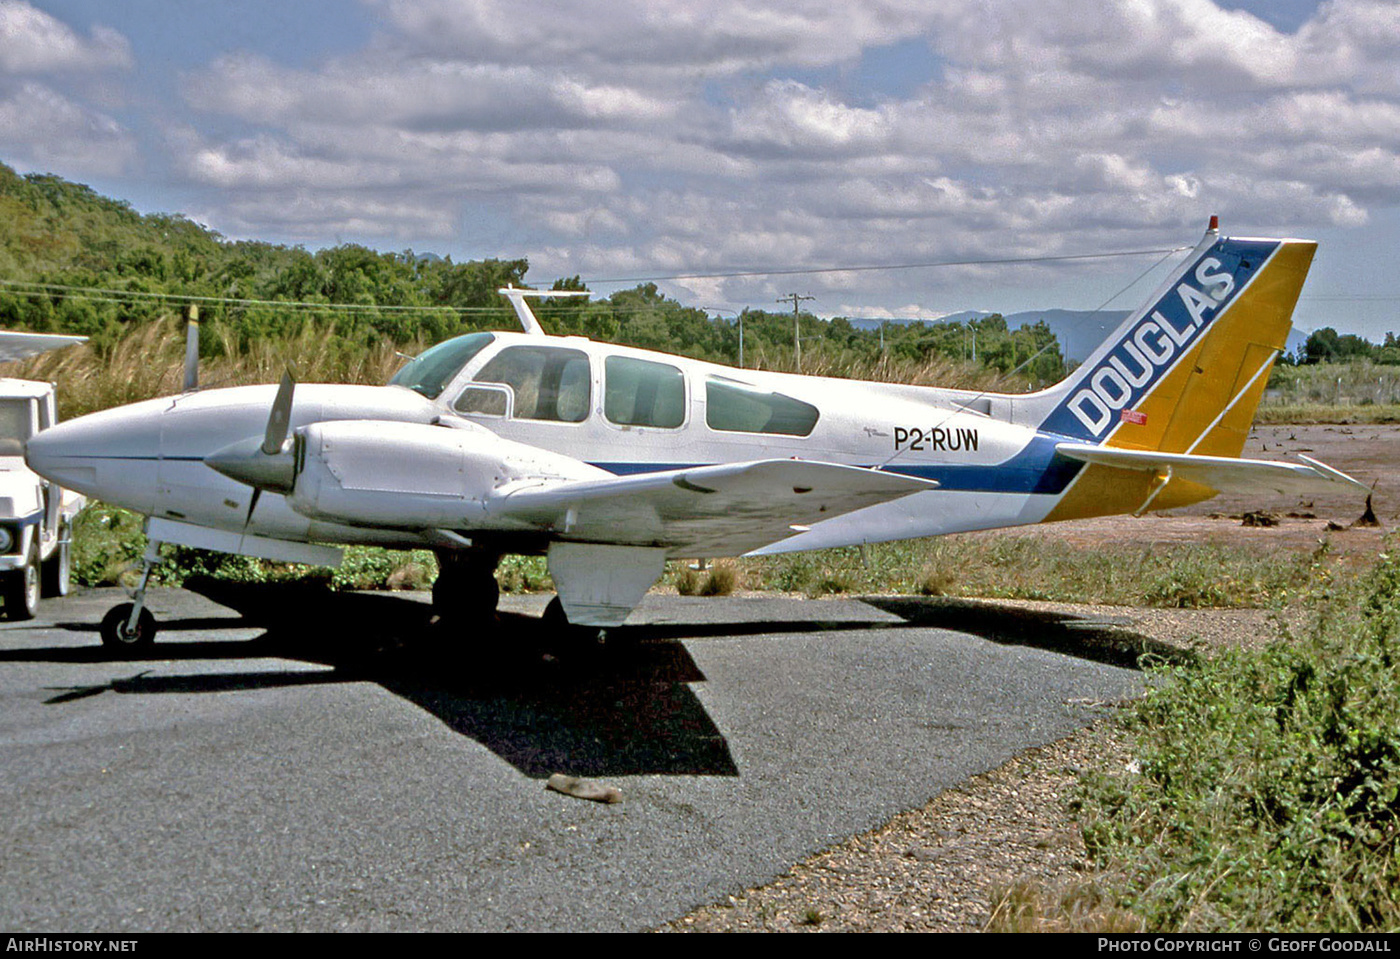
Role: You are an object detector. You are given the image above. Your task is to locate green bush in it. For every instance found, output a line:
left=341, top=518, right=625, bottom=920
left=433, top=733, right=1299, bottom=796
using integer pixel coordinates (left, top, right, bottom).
left=1076, top=547, right=1400, bottom=931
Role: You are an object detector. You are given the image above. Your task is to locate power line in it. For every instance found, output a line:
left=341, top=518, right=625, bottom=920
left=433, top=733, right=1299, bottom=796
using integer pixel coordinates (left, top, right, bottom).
left=580, top=246, right=1190, bottom=284
left=1301, top=294, right=1400, bottom=302
left=0, top=243, right=1195, bottom=318
left=0, top=278, right=512, bottom=314
left=0, top=279, right=703, bottom=318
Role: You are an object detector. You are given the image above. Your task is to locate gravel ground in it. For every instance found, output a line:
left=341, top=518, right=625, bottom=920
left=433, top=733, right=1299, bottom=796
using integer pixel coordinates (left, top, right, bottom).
left=659, top=598, right=1294, bottom=933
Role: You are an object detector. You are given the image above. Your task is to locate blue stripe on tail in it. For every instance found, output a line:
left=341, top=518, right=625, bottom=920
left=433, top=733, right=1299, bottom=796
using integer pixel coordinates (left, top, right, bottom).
left=1038, top=237, right=1280, bottom=442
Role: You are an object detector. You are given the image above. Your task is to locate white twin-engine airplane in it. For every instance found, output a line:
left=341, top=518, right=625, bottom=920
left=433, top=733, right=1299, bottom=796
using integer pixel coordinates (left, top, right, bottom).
left=25, top=221, right=1368, bottom=650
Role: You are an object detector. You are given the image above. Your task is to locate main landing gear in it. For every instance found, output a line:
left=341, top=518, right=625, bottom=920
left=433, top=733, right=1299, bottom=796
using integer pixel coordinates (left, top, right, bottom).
left=432, top=550, right=500, bottom=623
left=99, top=539, right=161, bottom=653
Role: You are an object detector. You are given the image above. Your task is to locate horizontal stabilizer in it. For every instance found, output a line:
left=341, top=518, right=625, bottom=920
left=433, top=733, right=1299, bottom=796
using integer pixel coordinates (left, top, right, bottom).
left=0, top=331, right=86, bottom=363
left=491, top=459, right=937, bottom=556
left=1054, top=443, right=1370, bottom=498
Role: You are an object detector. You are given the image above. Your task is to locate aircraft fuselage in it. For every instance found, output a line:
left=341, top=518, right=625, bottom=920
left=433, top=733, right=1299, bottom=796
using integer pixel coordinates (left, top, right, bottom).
left=26, top=333, right=1067, bottom=557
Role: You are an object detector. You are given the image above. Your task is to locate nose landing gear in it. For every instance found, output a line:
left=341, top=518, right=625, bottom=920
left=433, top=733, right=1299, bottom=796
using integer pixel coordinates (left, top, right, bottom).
left=99, top=539, right=161, bottom=653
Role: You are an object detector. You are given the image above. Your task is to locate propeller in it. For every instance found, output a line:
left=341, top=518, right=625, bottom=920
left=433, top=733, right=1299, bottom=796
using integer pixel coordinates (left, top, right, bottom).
left=204, top=371, right=301, bottom=528
left=263, top=372, right=295, bottom=455
left=183, top=312, right=199, bottom=392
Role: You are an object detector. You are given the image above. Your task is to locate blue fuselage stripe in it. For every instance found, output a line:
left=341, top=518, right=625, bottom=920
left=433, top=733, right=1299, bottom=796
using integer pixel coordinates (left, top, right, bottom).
left=591, top=437, right=1083, bottom=495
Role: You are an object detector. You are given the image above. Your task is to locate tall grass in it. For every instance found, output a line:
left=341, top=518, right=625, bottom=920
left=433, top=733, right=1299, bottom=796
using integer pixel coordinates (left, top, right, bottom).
left=1267, top=360, right=1400, bottom=408
left=1062, top=545, right=1400, bottom=931
left=736, top=535, right=1327, bottom=609
left=13, top=315, right=1032, bottom=421
left=761, top=348, right=1030, bottom=392
left=12, top=316, right=420, bottom=419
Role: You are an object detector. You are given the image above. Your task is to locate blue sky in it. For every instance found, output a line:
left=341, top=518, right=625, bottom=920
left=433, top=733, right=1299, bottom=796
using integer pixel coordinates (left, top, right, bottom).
left=3, top=0, right=1398, bottom=340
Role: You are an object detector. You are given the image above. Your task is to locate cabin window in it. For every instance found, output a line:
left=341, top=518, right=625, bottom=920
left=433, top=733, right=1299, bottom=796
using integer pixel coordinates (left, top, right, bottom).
left=472, top=345, right=591, bottom=423
left=453, top=385, right=510, bottom=417
left=389, top=332, right=495, bottom=400
left=705, top=377, right=819, bottom=436
left=604, top=356, right=685, bottom=429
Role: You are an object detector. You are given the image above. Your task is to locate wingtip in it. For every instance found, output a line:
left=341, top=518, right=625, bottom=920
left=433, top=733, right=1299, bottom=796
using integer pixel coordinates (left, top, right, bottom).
left=1297, top=454, right=1372, bottom=494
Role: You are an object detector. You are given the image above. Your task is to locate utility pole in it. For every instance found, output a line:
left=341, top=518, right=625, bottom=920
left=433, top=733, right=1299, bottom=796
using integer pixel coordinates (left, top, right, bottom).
left=778, top=293, right=815, bottom=372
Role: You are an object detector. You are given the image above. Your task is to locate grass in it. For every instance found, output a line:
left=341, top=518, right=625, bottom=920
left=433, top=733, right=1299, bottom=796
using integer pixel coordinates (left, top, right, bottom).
left=12, top=316, right=418, bottom=420
left=73, top=500, right=1339, bottom=613
left=1006, top=543, right=1400, bottom=932
left=1254, top=403, right=1400, bottom=425
left=736, top=535, right=1330, bottom=609
left=72, top=502, right=442, bottom=592
left=985, top=881, right=1144, bottom=933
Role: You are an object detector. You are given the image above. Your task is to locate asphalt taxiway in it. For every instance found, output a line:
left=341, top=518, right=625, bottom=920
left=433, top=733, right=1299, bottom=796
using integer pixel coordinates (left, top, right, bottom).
left=0, top=586, right=1142, bottom=931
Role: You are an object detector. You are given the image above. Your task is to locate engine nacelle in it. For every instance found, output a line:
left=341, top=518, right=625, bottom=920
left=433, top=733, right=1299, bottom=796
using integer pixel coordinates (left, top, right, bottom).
left=286, top=419, right=606, bottom=529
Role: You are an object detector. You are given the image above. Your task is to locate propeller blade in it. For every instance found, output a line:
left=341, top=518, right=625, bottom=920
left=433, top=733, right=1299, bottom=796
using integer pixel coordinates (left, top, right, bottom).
left=262, top=372, right=295, bottom=455
left=243, top=488, right=262, bottom=530
left=183, top=315, right=199, bottom=392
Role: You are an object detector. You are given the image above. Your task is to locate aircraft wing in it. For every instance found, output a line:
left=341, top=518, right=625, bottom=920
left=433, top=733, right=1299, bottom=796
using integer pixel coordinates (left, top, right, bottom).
left=0, top=331, right=86, bottom=363
left=1054, top=443, right=1370, bottom=498
left=488, top=459, right=938, bottom=556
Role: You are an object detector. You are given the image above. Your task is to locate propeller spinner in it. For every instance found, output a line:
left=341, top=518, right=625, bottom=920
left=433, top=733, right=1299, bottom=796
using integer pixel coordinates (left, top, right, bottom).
left=204, top=372, right=300, bottom=498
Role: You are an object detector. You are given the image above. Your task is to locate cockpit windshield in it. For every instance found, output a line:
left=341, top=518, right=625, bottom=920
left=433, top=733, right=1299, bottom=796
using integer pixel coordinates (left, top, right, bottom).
left=388, top=333, right=495, bottom=399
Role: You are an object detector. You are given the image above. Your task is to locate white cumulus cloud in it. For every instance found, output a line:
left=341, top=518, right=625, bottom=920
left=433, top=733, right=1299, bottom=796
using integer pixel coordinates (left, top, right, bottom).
left=0, top=1, right=130, bottom=74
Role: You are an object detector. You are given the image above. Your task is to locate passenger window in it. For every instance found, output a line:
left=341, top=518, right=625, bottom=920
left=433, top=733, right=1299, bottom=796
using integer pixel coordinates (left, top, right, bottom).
left=604, top=356, right=685, bottom=429
left=472, top=346, right=591, bottom=423
left=705, top=377, right=819, bottom=436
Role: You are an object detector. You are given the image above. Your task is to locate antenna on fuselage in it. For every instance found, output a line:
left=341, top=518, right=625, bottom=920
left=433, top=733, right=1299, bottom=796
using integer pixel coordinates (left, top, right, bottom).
left=497, top=287, right=591, bottom=336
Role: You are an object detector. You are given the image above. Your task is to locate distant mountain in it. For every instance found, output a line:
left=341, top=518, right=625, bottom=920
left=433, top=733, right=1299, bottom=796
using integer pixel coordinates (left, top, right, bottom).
left=851, top=309, right=1311, bottom=364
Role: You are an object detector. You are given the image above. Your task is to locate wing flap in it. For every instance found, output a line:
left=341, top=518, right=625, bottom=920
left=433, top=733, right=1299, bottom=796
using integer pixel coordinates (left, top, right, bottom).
left=488, top=459, right=937, bottom=556
left=1055, top=443, right=1370, bottom=497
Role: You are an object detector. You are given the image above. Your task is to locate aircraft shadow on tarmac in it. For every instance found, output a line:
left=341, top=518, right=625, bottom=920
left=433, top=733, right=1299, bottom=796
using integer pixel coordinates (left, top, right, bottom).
left=6, top=582, right=1187, bottom=779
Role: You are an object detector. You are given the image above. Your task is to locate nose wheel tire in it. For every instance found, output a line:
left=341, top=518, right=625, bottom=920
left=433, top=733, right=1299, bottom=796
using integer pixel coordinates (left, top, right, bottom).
left=100, top=603, right=156, bottom=652
left=2, top=544, right=40, bottom=621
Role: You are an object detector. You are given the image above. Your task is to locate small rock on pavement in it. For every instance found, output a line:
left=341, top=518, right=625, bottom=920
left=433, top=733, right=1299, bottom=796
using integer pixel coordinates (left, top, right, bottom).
left=546, top=773, right=622, bottom=804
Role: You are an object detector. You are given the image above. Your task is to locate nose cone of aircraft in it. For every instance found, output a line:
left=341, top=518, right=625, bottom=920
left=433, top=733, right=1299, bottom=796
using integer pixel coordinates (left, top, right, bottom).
left=25, top=398, right=166, bottom=512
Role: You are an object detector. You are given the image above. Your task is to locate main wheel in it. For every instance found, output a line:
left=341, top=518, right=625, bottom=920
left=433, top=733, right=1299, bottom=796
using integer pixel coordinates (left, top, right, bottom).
left=432, top=556, right=500, bottom=622
left=42, top=523, right=71, bottom=597
left=2, top=543, right=40, bottom=621
left=100, top=603, right=156, bottom=652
